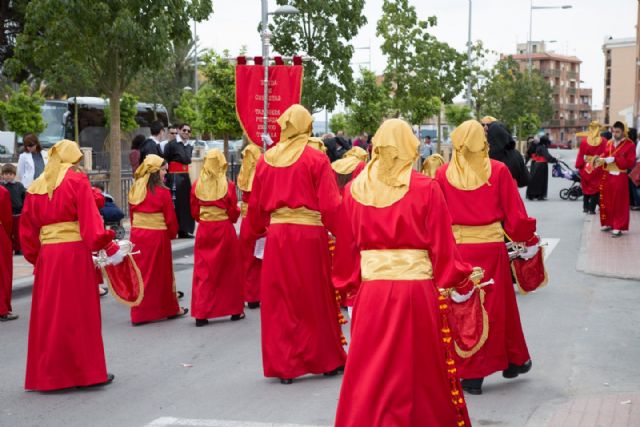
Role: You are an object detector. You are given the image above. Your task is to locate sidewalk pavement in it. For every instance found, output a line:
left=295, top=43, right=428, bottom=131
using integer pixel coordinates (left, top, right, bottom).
left=576, top=210, right=640, bottom=280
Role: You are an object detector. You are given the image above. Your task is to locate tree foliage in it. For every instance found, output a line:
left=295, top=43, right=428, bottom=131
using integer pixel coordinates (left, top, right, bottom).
left=174, top=90, right=199, bottom=131
left=197, top=51, right=243, bottom=156
left=479, top=57, right=553, bottom=139
left=345, top=69, right=391, bottom=136
left=269, top=0, right=367, bottom=114
left=444, top=104, right=472, bottom=128
left=329, top=113, right=348, bottom=134
left=0, top=0, right=29, bottom=77
left=8, top=0, right=213, bottom=205
left=0, top=83, right=44, bottom=136
left=104, top=92, right=139, bottom=134
left=376, top=0, right=468, bottom=125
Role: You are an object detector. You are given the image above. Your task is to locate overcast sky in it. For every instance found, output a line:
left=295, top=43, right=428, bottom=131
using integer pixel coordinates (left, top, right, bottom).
left=197, top=0, right=637, bottom=111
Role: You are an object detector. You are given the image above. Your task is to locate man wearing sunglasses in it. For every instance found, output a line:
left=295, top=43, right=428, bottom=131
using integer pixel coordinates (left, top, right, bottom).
left=160, top=124, right=179, bottom=154
left=163, top=123, right=195, bottom=238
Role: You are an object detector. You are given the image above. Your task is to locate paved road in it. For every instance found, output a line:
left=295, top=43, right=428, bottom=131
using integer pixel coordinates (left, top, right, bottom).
left=2, top=150, right=639, bottom=427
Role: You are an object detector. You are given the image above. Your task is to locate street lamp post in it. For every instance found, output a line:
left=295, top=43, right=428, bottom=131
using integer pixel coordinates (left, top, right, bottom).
left=466, top=0, right=473, bottom=109
left=260, top=1, right=300, bottom=152
left=528, top=3, right=572, bottom=73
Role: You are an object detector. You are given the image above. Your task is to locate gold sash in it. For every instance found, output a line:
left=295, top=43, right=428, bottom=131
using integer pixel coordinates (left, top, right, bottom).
left=132, top=212, right=167, bottom=230
left=360, top=249, right=433, bottom=281
left=199, top=206, right=229, bottom=221
left=604, top=163, right=625, bottom=173
left=240, top=202, right=248, bottom=218
left=40, top=221, right=82, bottom=245
left=270, top=207, right=323, bottom=226
left=452, top=221, right=504, bottom=244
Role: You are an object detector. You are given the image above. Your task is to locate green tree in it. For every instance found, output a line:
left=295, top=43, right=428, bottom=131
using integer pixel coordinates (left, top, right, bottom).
left=329, top=113, right=348, bottom=134
left=269, top=0, right=367, bottom=113
left=105, top=92, right=139, bottom=134
left=0, top=0, right=29, bottom=75
left=8, top=0, right=213, bottom=205
left=466, top=41, right=495, bottom=118
left=480, top=57, right=553, bottom=139
left=0, top=83, right=44, bottom=136
left=345, top=69, right=391, bottom=136
left=444, top=104, right=472, bottom=128
left=377, top=0, right=469, bottom=138
left=197, top=51, right=243, bottom=157
left=174, top=90, right=199, bottom=131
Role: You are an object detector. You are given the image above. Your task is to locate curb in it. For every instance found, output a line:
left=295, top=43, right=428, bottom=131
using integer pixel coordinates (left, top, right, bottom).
left=12, top=239, right=195, bottom=297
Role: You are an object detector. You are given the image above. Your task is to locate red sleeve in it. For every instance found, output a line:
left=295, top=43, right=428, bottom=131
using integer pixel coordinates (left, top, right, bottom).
left=19, top=194, right=39, bottom=265
left=331, top=193, right=361, bottom=294
left=615, top=141, right=637, bottom=170
left=424, top=181, right=474, bottom=293
left=226, top=181, right=240, bottom=224
left=499, top=166, right=537, bottom=243
left=315, top=155, right=342, bottom=234
left=247, top=160, right=268, bottom=238
left=575, top=139, right=586, bottom=170
left=0, top=187, right=11, bottom=237
left=75, top=174, right=116, bottom=251
left=163, top=189, right=179, bottom=239
left=190, top=181, right=200, bottom=222
left=92, top=187, right=105, bottom=209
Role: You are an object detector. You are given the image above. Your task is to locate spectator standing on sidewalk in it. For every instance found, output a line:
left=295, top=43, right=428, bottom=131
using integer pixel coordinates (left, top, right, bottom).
left=0, top=184, right=16, bottom=321
left=1, top=164, right=26, bottom=255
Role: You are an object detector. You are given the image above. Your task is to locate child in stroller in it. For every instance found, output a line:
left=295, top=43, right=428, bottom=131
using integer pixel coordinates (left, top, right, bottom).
left=93, top=183, right=126, bottom=239
left=552, top=160, right=582, bottom=201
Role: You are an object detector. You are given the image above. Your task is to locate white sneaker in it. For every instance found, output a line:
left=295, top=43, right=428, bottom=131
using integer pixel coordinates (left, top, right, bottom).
left=611, top=230, right=622, bottom=238
left=601, top=226, right=612, bottom=232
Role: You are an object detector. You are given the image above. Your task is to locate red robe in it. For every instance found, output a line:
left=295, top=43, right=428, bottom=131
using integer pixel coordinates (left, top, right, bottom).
left=600, top=138, right=636, bottom=231
left=436, top=160, right=536, bottom=379
left=190, top=181, right=244, bottom=319
left=20, top=169, right=117, bottom=391
left=239, top=191, right=262, bottom=303
left=575, top=137, right=606, bottom=195
left=0, top=186, right=13, bottom=316
left=247, top=146, right=347, bottom=379
left=129, top=186, right=180, bottom=323
left=333, top=172, right=472, bottom=427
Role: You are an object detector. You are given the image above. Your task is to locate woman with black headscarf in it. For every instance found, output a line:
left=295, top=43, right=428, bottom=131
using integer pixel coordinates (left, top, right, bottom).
left=487, top=122, right=529, bottom=188
left=526, top=135, right=557, bottom=200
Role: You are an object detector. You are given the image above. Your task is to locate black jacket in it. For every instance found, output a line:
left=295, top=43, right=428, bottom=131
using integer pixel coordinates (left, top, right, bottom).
left=1, top=181, right=26, bottom=215
left=487, top=122, right=529, bottom=187
left=139, top=138, right=162, bottom=164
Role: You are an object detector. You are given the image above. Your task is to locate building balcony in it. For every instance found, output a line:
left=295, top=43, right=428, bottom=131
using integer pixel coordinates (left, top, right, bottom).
left=567, top=87, right=577, bottom=95
left=567, top=71, right=578, bottom=80
left=541, top=69, right=561, bottom=78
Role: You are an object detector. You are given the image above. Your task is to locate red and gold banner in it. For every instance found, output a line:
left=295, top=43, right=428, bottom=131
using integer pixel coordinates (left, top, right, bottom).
left=235, top=64, right=303, bottom=147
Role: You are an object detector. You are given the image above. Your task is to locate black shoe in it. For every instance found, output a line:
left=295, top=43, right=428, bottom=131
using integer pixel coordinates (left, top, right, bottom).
left=280, top=378, right=293, bottom=385
left=461, top=378, right=483, bottom=395
left=323, top=366, right=345, bottom=376
left=247, top=301, right=260, bottom=309
left=503, top=360, right=532, bottom=379
left=195, top=318, right=208, bottom=327
left=80, top=373, right=115, bottom=388
left=168, top=308, right=189, bottom=320
left=177, top=291, right=184, bottom=299
left=131, top=321, right=149, bottom=327
left=0, top=312, right=19, bottom=321
left=178, top=232, right=194, bottom=239
left=230, top=313, right=246, bottom=321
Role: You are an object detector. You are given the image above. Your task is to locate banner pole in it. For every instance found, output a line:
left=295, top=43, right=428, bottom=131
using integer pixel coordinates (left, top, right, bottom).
left=261, top=0, right=269, bottom=153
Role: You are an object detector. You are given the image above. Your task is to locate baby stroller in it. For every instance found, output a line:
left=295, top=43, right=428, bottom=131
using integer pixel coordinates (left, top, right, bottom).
left=100, top=192, right=126, bottom=239
left=552, top=160, right=582, bottom=201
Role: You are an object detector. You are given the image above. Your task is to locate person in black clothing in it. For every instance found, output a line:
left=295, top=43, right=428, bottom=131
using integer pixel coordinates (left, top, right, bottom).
left=1, top=163, right=26, bottom=254
left=139, top=120, right=165, bottom=163
left=526, top=135, right=557, bottom=200
left=164, top=123, right=194, bottom=238
left=487, top=121, right=529, bottom=187
left=322, top=134, right=351, bottom=162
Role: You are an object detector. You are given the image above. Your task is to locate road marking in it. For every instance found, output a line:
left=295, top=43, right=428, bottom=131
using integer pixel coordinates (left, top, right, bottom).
left=541, top=238, right=560, bottom=260
left=144, top=417, right=329, bottom=427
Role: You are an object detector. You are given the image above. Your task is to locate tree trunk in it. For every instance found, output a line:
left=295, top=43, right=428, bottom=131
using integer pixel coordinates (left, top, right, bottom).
left=109, top=91, right=122, bottom=209
left=223, top=134, right=229, bottom=160
left=436, top=109, right=442, bottom=155
left=74, top=97, right=79, bottom=143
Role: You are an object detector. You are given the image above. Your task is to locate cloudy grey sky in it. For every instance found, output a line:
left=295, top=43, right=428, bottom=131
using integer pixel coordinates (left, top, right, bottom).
left=198, top=0, right=637, bottom=110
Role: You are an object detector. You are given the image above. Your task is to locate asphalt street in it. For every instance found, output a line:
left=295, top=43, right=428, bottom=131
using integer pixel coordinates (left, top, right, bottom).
left=1, top=149, right=639, bottom=427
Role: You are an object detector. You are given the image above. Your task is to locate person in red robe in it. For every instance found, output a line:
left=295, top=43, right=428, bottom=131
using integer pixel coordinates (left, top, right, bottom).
left=576, top=122, right=606, bottom=215
left=332, top=119, right=474, bottom=427
left=246, top=104, right=347, bottom=384
left=237, top=142, right=262, bottom=309
left=435, top=120, right=539, bottom=395
left=20, top=140, right=125, bottom=390
left=331, top=146, right=368, bottom=196
left=128, top=154, right=187, bottom=325
left=190, top=149, right=245, bottom=326
left=0, top=185, right=16, bottom=321
left=597, top=121, right=637, bottom=237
